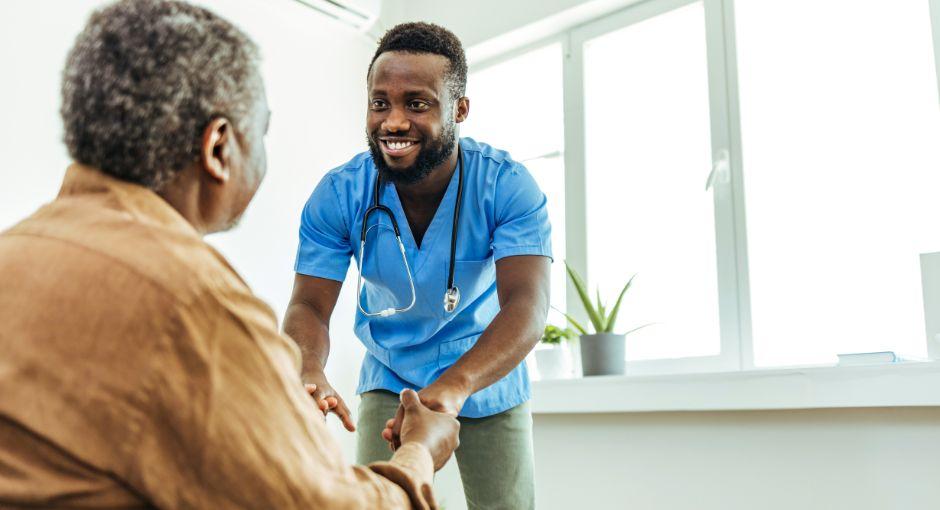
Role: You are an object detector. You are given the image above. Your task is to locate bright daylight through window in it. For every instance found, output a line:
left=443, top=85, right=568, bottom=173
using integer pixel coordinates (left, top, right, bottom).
left=583, top=1, right=720, bottom=361
left=736, top=0, right=940, bottom=366
left=468, top=0, right=940, bottom=373
left=462, top=43, right=567, bottom=319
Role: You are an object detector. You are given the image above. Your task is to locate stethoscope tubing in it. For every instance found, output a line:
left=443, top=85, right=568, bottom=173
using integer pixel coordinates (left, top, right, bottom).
left=356, top=224, right=417, bottom=317
left=356, top=147, right=464, bottom=318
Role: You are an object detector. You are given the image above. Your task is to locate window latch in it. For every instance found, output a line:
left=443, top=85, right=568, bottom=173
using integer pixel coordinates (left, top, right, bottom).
left=706, top=149, right=731, bottom=191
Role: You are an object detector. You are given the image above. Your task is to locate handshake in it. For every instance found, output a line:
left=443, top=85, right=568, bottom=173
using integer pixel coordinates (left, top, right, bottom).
left=385, top=388, right=460, bottom=470
left=306, top=379, right=461, bottom=471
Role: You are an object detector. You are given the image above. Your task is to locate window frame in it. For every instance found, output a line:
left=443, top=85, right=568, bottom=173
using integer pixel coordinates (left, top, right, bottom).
left=470, top=0, right=940, bottom=375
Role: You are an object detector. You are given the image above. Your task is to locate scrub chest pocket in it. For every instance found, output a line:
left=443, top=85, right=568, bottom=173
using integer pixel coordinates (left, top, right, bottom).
left=445, top=257, right=497, bottom=317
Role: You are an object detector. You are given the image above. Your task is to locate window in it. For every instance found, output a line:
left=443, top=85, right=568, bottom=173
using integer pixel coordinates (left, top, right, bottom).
left=735, top=0, right=940, bottom=366
left=470, top=0, right=940, bottom=373
left=582, top=1, right=721, bottom=360
left=463, top=43, right=568, bottom=319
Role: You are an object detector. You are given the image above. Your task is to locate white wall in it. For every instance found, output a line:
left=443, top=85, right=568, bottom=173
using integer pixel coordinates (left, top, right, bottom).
left=533, top=408, right=940, bottom=510
left=0, top=0, right=371, bottom=457
left=0, top=1, right=92, bottom=227
left=378, top=0, right=642, bottom=61
left=379, top=0, right=600, bottom=47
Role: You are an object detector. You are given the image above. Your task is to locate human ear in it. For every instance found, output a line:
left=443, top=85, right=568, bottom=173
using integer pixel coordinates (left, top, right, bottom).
left=200, top=117, right=232, bottom=183
left=454, top=97, right=470, bottom=124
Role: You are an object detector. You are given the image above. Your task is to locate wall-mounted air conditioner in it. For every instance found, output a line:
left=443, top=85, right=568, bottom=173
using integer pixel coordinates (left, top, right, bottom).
left=293, top=0, right=381, bottom=32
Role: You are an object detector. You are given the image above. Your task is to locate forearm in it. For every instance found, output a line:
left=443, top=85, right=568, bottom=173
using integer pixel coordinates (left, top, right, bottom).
left=367, top=442, right=436, bottom=508
left=344, top=443, right=434, bottom=509
left=436, top=295, right=547, bottom=395
left=152, top=293, right=434, bottom=509
left=283, top=302, right=331, bottom=375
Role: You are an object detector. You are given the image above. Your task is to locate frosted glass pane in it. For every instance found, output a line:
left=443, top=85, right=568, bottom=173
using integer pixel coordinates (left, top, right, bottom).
left=463, top=44, right=567, bottom=318
left=736, top=0, right=940, bottom=366
left=464, top=44, right=563, bottom=161
left=583, top=1, right=720, bottom=360
left=524, top=155, right=567, bottom=321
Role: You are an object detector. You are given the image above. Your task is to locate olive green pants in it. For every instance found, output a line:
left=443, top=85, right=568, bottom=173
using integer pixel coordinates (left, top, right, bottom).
left=356, top=390, right=535, bottom=510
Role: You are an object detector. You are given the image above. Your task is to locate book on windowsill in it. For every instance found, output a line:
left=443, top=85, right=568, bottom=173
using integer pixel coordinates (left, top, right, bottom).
left=836, top=351, right=926, bottom=366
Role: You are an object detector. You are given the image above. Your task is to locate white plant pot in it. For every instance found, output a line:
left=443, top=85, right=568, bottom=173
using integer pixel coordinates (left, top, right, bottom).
left=535, top=344, right=573, bottom=380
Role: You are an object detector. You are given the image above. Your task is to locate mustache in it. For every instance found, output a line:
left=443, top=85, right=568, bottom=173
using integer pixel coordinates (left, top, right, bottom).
left=369, top=130, right=424, bottom=144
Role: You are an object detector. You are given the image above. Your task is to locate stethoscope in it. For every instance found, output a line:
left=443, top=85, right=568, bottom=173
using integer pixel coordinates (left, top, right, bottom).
left=356, top=147, right=464, bottom=318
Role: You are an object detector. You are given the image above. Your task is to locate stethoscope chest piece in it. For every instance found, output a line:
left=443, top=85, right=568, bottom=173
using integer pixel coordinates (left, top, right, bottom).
left=444, top=286, right=460, bottom=313
left=358, top=147, right=466, bottom=319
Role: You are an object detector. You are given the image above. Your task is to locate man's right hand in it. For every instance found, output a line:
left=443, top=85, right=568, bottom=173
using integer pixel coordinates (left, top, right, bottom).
left=303, top=369, right=355, bottom=432
left=394, top=388, right=460, bottom=471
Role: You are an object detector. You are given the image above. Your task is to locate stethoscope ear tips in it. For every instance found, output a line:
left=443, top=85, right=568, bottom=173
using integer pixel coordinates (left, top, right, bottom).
left=444, top=286, right=460, bottom=313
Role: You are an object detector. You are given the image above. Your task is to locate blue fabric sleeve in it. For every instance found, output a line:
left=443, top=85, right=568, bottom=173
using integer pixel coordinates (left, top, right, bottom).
left=492, top=162, right=553, bottom=262
left=294, top=174, right=353, bottom=281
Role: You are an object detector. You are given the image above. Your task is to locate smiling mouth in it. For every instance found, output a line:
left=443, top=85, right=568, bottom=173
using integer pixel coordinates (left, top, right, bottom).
left=380, top=139, right=419, bottom=157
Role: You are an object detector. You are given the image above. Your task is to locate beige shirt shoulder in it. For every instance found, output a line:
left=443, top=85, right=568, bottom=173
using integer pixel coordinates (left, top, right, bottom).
left=0, top=165, right=435, bottom=509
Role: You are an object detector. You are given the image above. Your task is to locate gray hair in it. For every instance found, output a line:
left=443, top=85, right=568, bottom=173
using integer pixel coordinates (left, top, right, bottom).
left=60, top=0, right=262, bottom=191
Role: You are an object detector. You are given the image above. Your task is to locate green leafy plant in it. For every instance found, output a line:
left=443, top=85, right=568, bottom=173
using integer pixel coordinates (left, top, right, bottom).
left=558, top=261, right=651, bottom=336
left=541, top=324, right=575, bottom=345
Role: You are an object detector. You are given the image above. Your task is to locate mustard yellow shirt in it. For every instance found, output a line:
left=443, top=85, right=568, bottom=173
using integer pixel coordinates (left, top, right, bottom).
left=0, top=165, right=436, bottom=509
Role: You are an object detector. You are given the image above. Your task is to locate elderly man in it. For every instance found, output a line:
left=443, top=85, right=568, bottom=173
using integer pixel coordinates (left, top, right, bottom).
left=0, top=1, right=457, bottom=508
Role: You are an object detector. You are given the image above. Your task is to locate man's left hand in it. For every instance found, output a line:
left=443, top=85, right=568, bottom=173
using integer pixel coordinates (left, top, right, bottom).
left=382, top=382, right=468, bottom=450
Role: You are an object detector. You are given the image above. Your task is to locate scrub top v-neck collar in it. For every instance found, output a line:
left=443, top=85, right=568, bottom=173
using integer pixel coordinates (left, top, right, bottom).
left=384, top=161, right=462, bottom=276
left=294, top=137, right=555, bottom=418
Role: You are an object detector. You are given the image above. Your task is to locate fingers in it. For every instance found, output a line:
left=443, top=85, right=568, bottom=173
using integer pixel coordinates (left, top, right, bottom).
left=400, top=388, right=421, bottom=410
left=305, top=384, right=331, bottom=416
left=304, top=380, right=356, bottom=432
left=332, top=399, right=356, bottom=432
left=305, top=384, right=330, bottom=412
left=382, top=417, right=395, bottom=442
left=391, top=404, right=404, bottom=449
left=383, top=422, right=397, bottom=452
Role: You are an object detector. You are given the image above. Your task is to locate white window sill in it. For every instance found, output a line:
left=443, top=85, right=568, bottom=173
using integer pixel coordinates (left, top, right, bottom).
left=530, top=361, right=940, bottom=414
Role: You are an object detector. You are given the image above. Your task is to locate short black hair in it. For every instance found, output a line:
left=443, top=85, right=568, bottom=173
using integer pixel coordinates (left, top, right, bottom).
left=368, top=22, right=467, bottom=99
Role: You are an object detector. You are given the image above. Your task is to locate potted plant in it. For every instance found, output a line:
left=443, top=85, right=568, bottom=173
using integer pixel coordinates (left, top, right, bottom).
left=559, top=262, right=650, bottom=376
left=535, top=324, right=575, bottom=380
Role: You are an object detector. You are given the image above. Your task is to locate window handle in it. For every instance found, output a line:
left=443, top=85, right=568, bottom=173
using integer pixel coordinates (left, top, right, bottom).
left=706, top=149, right=731, bottom=191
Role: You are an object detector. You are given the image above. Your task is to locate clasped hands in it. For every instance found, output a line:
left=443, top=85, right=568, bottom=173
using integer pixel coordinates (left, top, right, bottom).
left=381, top=381, right=467, bottom=451
left=305, top=368, right=465, bottom=470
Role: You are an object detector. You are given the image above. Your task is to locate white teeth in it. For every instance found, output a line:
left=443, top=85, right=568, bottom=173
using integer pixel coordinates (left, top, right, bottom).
left=387, top=141, right=414, bottom=151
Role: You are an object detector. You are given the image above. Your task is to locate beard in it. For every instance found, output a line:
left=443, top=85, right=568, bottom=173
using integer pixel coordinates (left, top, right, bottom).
left=368, top=123, right=457, bottom=185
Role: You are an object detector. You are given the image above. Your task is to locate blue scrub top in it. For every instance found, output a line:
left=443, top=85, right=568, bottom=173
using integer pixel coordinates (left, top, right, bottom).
left=294, top=137, right=552, bottom=418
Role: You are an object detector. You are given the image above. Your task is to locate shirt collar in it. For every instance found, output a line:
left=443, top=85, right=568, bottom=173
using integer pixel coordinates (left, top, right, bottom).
left=58, top=164, right=200, bottom=239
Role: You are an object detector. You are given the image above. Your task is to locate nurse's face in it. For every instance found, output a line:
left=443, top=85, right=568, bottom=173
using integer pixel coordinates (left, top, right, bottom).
left=366, top=51, right=467, bottom=184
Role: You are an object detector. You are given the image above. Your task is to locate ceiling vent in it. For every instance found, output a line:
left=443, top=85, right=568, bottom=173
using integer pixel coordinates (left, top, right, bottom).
left=293, top=0, right=380, bottom=32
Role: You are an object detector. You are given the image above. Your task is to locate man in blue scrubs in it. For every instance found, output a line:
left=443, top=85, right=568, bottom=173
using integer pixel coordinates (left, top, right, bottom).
left=284, top=22, right=551, bottom=509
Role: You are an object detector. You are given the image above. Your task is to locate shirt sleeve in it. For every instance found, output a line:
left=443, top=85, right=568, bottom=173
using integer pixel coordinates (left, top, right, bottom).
left=491, top=161, right=553, bottom=262
left=127, top=287, right=438, bottom=509
left=295, top=173, right=353, bottom=282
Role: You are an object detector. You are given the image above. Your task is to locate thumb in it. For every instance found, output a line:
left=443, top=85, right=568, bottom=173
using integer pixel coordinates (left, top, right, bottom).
left=400, top=388, right=421, bottom=410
